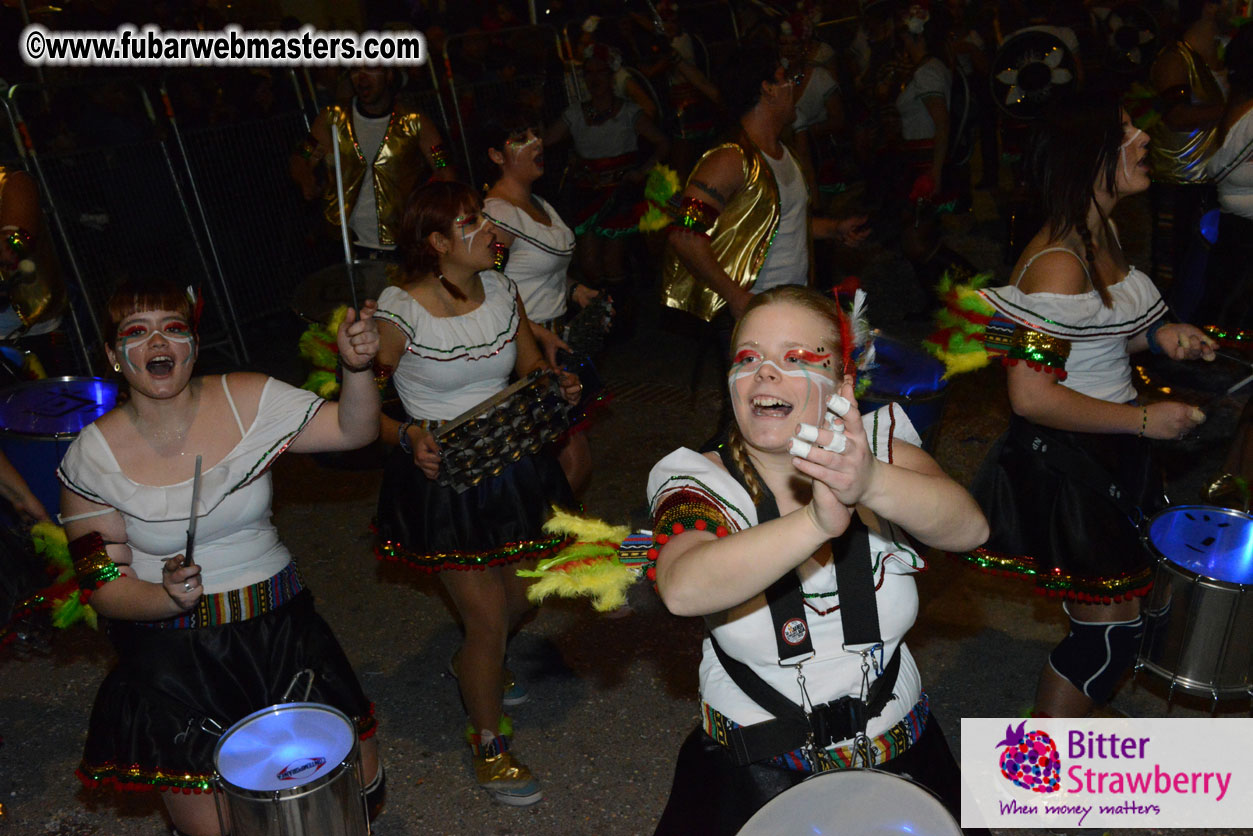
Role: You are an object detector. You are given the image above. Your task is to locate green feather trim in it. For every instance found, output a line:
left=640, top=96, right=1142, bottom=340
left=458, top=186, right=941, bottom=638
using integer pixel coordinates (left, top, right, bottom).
left=518, top=508, right=637, bottom=611
left=639, top=164, right=683, bottom=232
left=300, top=370, right=340, bottom=399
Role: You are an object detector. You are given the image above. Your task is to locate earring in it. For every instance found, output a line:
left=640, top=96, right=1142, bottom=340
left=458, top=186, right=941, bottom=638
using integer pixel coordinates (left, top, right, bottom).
left=113, top=362, right=121, bottom=372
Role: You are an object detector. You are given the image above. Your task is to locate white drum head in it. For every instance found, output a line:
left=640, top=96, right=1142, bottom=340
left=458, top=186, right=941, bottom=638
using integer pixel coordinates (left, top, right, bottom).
left=738, top=769, right=962, bottom=836
left=214, top=703, right=355, bottom=792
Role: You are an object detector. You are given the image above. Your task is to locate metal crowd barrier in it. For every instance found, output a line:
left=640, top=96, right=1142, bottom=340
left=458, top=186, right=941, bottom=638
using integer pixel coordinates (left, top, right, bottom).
left=6, top=79, right=249, bottom=368
left=1, top=93, right=105, bottom=374
left=160, top=84, right=332, bottom=332
left=437, top=24, right=574, bottom=187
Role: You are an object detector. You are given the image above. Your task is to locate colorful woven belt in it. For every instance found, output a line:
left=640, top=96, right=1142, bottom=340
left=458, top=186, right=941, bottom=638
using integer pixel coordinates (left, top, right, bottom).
left=137, top=562, right=305, bottom=629
left=702, top=692, right=930, bottom=773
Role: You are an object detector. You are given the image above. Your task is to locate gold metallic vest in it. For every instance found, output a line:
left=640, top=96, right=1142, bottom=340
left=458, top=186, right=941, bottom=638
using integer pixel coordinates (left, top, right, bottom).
left=1148, top=41, right=1226, bottom=184
left=0, top=167, right=66, bottom=330
left=321, top=103, right=430, bottom=247
left=661, top=138, right=809, bottom=322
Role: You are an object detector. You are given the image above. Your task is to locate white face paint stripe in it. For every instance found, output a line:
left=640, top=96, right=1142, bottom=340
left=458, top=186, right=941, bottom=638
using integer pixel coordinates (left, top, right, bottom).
left=1119, top=126, right=1144, bottom=180
left=120, top=329, right=195, bottom=369
left=457, top=216, right=489, bottom=250
left=727, top=359, right=817, bottom=383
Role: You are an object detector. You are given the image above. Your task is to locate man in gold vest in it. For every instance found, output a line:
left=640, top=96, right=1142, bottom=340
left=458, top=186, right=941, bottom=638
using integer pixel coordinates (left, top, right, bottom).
left=662, top=46, right=867, bottom=338
left=290, top=67, right=454, bottom=262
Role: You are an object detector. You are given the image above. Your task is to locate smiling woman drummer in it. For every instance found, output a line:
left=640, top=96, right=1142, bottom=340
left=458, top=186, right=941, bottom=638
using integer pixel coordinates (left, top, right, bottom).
left=57, top=278, right=384, bottom=836
left=648, top=285, right=988, bottom=834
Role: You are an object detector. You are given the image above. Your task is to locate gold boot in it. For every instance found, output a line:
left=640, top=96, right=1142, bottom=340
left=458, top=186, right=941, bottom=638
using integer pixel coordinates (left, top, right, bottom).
left=468, top=729, right=543, bottom=807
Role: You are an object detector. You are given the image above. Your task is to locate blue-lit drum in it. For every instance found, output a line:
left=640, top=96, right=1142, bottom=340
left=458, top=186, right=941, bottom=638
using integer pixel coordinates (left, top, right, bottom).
left=0, top=377, right=119, bottom=517
left=858, top=335, right=949, bottom=450
left=1138, top=506, right=1253, bottom=701
left=737, top=768, right=962, bottom=836
left=213, top=702, right=368, bottom=836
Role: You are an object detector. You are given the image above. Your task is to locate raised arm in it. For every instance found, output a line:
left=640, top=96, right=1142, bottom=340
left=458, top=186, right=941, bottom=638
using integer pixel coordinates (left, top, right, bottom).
left=288, top=301, right=381, bottom=453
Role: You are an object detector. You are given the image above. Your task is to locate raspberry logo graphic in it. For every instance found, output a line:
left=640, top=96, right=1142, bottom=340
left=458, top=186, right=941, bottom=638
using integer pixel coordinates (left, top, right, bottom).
left=996, top=721, right=1061, bottom=793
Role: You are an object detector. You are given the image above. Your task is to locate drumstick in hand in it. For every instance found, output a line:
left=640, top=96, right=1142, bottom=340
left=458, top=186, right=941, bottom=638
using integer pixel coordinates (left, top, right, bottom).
left=183, top=454, right=202, bottom=567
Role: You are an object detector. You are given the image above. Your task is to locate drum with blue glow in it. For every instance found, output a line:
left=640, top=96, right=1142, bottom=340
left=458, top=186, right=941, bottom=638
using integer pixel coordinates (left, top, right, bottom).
left=1137, top=506, right=1253, bottom=703
left=857, top=334, right=949, bottom=450
left=737, top=768, right=962, bottom=835
left=213, top=702, right=368, bottom=836
left=0, top=377, right=118, bottom=517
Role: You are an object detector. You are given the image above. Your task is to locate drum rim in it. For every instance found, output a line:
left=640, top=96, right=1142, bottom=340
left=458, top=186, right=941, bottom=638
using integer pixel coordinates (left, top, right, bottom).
left=213, top=702, right=359, bottom=799
left=1142, top=504, right=1253, bottom=588
left=742, top=766, right=961, bottom=832
left=0, top=376, right=119, bottom=441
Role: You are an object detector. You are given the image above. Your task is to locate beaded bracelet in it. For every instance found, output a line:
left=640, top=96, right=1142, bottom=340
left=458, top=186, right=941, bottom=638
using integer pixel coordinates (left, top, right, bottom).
left=1146, top=319, right=1169, bottom=355
left=1138, top=406, right=1148, bottom=438
left=397, top=418, right=416, bottom=454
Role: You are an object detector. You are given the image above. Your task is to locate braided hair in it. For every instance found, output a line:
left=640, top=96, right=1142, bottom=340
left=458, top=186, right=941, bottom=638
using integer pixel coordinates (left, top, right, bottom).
left=1026, top=92, right=1125, bottom=306
left=725, top=286, right=849, bottom=506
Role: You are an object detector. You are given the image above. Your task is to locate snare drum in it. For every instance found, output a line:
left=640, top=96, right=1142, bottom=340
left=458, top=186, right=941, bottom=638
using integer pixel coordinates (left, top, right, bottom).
left=737, top=768, right=962, bottom=835
left=0, top=377, right=118, bottom=516
left=1137, top=506, right=1253, bottom=703
left=214, top=702, right=369, bottom=836
left=858, top=334, right=949, bottom=450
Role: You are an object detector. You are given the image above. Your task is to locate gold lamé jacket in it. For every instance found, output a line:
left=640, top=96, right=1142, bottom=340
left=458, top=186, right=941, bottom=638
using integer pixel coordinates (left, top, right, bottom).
left=1148, top=41, right=1226, bottom=185
left=0, top=167, right=66, bottom=330
left=661, top=137, right=811, bottom=322
left=321, top=103, right=431, bottom=247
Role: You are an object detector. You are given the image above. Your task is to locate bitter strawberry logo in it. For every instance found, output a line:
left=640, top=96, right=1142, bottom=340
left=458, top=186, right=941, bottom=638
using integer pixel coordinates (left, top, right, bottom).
left=996, top=721, right=1061, bottom=793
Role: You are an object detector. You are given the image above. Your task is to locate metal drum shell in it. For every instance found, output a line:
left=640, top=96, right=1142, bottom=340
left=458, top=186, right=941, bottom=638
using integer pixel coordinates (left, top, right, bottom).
left=1138, top=506, right=1253, bottom=701
left=213, top=702, right=369, bottom=836
left=0, top=376, right=119, bottom=516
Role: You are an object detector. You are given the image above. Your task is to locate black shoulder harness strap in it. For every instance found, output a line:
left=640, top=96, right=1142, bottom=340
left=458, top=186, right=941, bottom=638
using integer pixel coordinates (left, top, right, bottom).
left=711, top=445, right=900, bottom=767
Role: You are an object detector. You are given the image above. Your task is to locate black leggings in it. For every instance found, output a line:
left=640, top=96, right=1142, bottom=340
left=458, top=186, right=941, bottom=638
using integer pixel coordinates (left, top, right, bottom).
left=653, top=713, right=988, bottom=836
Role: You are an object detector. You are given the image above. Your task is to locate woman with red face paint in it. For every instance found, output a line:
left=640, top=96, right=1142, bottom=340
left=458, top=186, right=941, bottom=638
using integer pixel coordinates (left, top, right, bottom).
left=969, top=95, right=1218, bottom=718
left=373, top=180, right=581, bottom=807
left=58, top=278, right=384, bottom=836
left=648, top=285, right=988, bottom=834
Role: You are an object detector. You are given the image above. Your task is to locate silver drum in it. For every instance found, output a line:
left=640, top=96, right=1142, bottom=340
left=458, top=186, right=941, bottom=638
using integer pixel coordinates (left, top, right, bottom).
left=213, top=702, right=369, bottom=836
left=1138, top=506, right=1253, bottom=703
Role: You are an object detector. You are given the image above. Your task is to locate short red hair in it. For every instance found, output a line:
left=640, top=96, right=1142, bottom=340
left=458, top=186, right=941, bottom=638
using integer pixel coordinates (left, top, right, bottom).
left=105, top=278, right=193, bottom=339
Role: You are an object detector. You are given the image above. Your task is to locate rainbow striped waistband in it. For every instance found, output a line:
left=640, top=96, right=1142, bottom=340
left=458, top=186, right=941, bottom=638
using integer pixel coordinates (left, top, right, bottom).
left=702, top=692, right=930, bottom=773
left=138, top=562, right=306, bottom=629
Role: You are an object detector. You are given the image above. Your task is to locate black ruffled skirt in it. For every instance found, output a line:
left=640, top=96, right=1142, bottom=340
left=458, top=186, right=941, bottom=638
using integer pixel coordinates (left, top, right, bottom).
left=967, top=416, right=1165, bottom=603
left=375, top=446, right=573, bottom=572
left=79, top=590, right=374, bottom=792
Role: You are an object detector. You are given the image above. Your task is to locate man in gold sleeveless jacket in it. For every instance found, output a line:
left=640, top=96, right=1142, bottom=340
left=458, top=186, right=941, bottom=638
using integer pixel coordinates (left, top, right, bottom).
left=290, top=68, right=454, bottom=254
left=662, top=47, right=866, bottom=328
